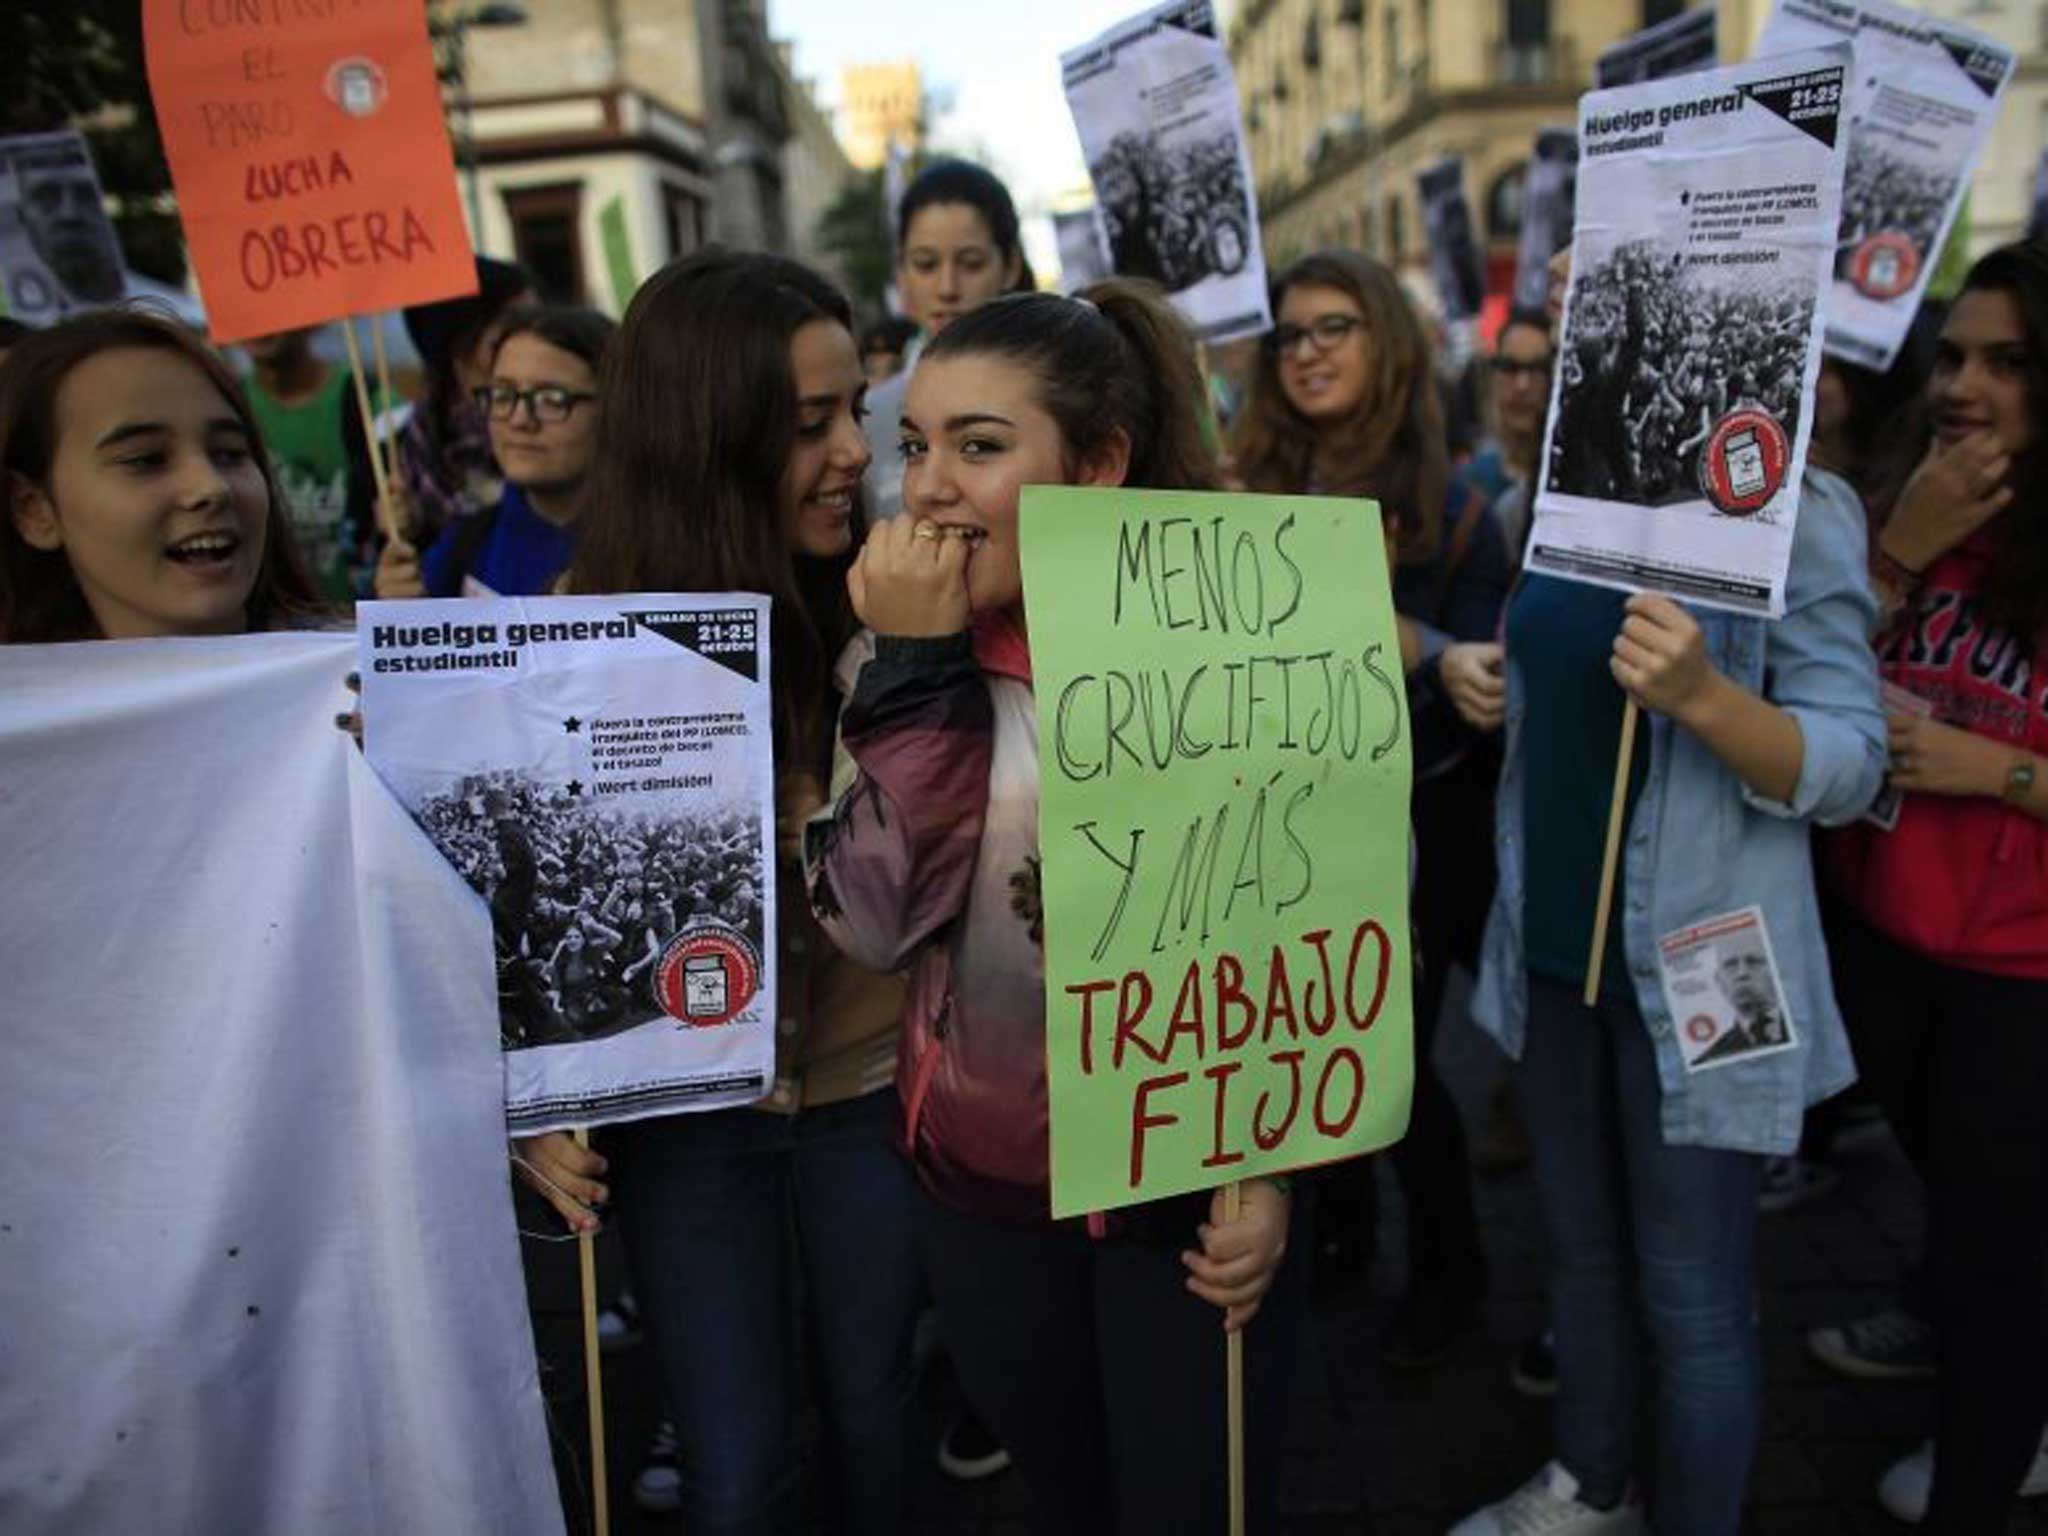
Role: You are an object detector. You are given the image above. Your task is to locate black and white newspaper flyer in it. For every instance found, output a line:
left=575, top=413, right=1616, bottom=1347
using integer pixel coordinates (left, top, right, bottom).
left=1062, top=0, right=1269, bottom=343
left=0, top=129, right=127, bottom=324
left=1530, top=47, right=1849, bottom=619
left=1758, top=0, right=2015, bottom=371
left=1512, top=128, right=1580, bottom=314
left=1596, top=3, right=1719, bottom=89
left=1418, top=157, right=1485, bottom=322
left=359, top=594, right=777, bottom=1134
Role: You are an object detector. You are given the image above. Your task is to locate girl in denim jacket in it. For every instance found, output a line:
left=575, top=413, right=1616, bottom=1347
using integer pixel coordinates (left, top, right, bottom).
left=1450, top=463, right=1885, bottom=1536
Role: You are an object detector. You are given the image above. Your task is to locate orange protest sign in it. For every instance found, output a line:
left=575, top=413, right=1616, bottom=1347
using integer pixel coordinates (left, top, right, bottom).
left=143, top=0, right=476, bottom=343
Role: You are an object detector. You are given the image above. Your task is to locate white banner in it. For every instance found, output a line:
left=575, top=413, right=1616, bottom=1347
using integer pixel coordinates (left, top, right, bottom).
left=1530, top=47, right=1849, bottom=618
left=0, top=632, right=562, bottom=1536
left=1061, top=0, right=1269, bottom=343
left=1758, top=0, right=2016, bottom=371
left=360, top=594, right=778, bottom=1134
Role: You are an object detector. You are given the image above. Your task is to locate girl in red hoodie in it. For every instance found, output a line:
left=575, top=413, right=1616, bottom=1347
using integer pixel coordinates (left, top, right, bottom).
left=1824, top=240, right=2048, bottom=1533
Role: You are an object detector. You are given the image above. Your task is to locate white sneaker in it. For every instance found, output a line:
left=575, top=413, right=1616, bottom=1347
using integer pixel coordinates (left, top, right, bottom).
left=1876, top=1426, right=2048, bottom=1524
left=1449, top=1461, right=1648, bottom=1535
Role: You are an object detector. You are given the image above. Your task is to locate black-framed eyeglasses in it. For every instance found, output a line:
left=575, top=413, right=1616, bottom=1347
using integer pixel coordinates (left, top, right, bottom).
left=474, top=383, right=597, bottom=423
left=1266, top=313, right=1364, bottom=358
left=1489, top=355, right=1554, bottom=381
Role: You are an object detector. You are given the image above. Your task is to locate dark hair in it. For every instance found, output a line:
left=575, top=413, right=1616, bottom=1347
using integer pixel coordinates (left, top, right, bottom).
left=1, top=309, right=323, bottom=647
left=0, top=310, right=324, bottom=643
left=922, top=278, right=1219, bottom=493
left=404, top=255, right=538, bottom=381
left=896, top=159, right=1037, bottom=293
left=1230, top=249, right=1448, bottom=564
left=860, top=315, right=918, bottom=357
left=491, top=304, right=618, bottom=375
left=566, top=250, right=860, bottom=772
left=1497, top=307, right=1554, bottom=350
left=1830, top=300, right=1944, bottom=491
left=0, top=317, right=32, bottom=351
left=1945, top=241, right=2048, bottom=640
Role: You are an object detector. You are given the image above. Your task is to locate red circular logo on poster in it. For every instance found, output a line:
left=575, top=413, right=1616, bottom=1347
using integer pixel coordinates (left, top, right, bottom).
left=1686, top=1014, right=1718, bottom=1044
left=654, top=923, right=762, bottom=1028
left=1698, top=405, right=1790, bottom=516
left=324, top=57, right=389, bottom=119
left=1848, top=232, right=1920, bottom=301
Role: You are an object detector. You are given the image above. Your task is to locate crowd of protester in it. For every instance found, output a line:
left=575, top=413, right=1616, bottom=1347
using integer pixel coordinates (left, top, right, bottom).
left=2, top=138, right=2045, bottom=1536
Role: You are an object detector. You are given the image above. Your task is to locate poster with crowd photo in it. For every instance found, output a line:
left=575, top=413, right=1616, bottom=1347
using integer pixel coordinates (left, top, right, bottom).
left=359, top=594, right=778, bottom=1135
left=1758, top=0, right=2015, bottom=372
left=1418, top=157, right=1485, bottom=322
left=1053, top=205, right=1115, bottom=291
left=1062, top=0, right=1270, bottom=343
left=1596, top=3, right=1720, bottom=89
left=1530, top=46, right=1849, bottom=619
left=1512, top=129, right=1580, bottom=313
left=0, top=130, right=128, bottom=325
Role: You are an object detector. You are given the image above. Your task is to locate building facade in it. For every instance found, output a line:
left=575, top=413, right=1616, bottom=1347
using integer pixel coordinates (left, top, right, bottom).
left=1230, top=0, right=2045, bottom=315
left=840, top=60, right=922, bottom=171
left=448, top=0, right=795, bottom=313
left=777, top=43, right=863, bottom=293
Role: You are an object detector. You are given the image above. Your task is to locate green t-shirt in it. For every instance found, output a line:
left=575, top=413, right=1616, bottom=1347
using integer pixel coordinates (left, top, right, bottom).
left=244, top=366, right=355, bottom=602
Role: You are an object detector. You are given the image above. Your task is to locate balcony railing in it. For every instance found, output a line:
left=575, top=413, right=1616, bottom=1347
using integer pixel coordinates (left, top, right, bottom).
left=1494, top=37, right=1578, bottom=86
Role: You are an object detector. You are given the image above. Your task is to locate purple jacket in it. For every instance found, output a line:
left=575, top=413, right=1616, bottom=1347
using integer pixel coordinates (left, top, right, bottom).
left=806, top=621, right=1054, bottom=1221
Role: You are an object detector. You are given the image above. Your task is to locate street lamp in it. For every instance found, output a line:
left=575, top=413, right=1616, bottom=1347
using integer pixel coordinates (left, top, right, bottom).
left=432, top=3, right=531, bottom=240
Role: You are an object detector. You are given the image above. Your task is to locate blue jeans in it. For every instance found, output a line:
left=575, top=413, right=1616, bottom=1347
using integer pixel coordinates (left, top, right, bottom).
left=1516, top=976, right=1764, bottom=1536
left=610, top=1088, right=919, bottom=1536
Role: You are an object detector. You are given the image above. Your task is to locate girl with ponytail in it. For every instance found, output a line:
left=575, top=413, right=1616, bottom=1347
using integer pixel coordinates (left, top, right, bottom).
left=806, top=279, right=1305, bottom=1534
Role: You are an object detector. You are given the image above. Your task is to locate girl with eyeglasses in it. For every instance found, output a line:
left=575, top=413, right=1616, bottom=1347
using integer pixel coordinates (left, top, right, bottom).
left=372, top=306, right=615, bottom=600
left=1231, top=249, right=1506, bottom=1365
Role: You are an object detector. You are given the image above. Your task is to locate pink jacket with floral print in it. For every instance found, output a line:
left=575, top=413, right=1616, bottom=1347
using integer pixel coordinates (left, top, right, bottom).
left=805, top=617, right=1053, bottom=1221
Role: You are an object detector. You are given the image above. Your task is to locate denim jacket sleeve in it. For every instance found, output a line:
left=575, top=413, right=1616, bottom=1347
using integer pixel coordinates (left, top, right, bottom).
left=1738, top=468, right=1886, bottom=827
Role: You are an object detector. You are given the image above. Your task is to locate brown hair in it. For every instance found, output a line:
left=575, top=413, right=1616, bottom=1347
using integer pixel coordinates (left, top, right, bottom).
left=1230, top=249, right=1447, bottom=563
left=920, top=277, right=1219, bottom=492
left=0, top=309, right=323, bottom=643
left=565, top=250, right=860, bottom=773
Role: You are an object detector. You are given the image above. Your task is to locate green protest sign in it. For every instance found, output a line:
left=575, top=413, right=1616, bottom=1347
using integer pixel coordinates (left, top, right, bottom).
left=1021, top=486, right=1414, bottom=1218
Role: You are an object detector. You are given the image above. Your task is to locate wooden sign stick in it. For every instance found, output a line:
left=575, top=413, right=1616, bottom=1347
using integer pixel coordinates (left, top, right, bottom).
left=574, top=1126, right=611, bottom=1536
left=340, top=317, right=397, bottom=543
left=368, top=314, right=398, bottom=502
left=1224, top=1178, right=1246, bottom=1536
left=1583, top=696, right=1641, bottom=1006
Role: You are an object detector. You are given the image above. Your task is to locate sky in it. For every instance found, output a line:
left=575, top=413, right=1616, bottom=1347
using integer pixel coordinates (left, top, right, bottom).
left=766, top=0, right=1140, bottom=277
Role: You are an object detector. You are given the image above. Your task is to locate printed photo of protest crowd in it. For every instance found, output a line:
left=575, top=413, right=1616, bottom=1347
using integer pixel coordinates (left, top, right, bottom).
left=1836, top=139, right=1961, bottom=277
left=415, top=770, right=765, bottom=1049
left=1090, top=128, right=1253, bottom=291
left=1546, top=238, right=1815, bottom=508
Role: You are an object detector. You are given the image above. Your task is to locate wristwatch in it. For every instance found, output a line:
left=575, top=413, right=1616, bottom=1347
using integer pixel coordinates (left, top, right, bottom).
left=2006, top=755, right=2037, bottom=806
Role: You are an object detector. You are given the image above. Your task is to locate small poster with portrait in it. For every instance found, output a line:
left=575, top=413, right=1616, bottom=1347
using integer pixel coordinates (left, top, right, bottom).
left=359, top=593, right=778, bottom=1134
left=0, top=130, right=127, bottom=326
left=1656, top=907, right=1798, bottom=1073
